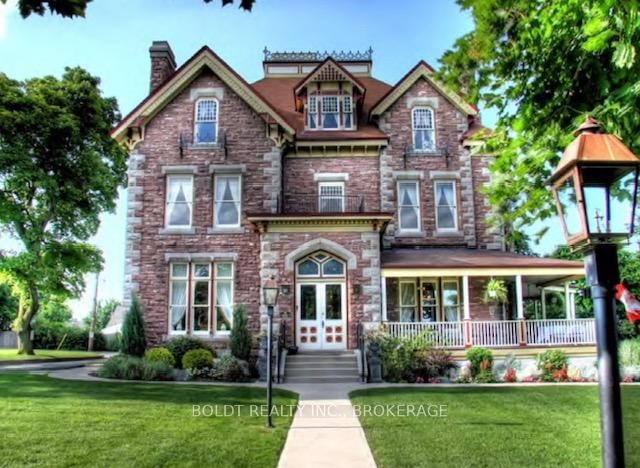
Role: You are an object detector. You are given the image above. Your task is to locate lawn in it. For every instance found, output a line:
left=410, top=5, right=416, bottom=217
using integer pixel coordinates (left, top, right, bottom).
left=0, top=349, right=102, bottom=361
left=0, top=373, right=297, bottom=467
left=351, top=385, right=640, bottom=468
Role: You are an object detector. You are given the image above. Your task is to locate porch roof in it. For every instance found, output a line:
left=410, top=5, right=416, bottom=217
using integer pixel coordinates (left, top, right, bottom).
left=381, top=248, right=584, bottom=279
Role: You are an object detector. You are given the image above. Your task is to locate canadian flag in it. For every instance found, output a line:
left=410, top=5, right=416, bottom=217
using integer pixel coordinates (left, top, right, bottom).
left=615, top=284, right=640, bottom=325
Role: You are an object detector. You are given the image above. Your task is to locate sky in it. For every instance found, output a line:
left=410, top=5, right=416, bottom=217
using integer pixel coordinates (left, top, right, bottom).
left=0, top=0, right=568, bottom=319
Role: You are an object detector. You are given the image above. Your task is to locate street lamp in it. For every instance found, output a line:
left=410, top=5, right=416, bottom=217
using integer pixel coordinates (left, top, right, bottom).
left=263, top=276, right=279, bottom=428
left=549, top=116, right=640, bottom=468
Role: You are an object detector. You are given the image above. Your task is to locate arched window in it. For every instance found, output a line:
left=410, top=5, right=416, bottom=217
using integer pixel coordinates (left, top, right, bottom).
left=411, top=107, right=435, bottom=151
left=296, top=252, right=345, bottom=278
left=194, top=98, right=218, bottom=144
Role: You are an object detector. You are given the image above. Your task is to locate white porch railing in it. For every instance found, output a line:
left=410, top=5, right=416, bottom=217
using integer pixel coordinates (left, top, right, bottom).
left=384, top=319, right=597, bottom=348
left=385, top=322, right=465, bottom=348
left=470, top=320, right=520, bottom=347
left=525, top=319, right=596, bottom=346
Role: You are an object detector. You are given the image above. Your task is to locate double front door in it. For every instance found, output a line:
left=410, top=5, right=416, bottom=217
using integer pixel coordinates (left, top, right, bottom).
left=296, top=282, right=346, bottom=350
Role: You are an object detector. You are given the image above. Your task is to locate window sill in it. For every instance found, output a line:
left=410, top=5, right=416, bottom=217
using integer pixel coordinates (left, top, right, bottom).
left=188, top=142, right=220, bottom=150
left=395, top=230, right=426, bottom=238
left=432, top=230, right=464, bottom=237
left=207, top=227, right=244, bottom=234
left=159, top=227, right=196, bottom=235
left=408, top=149, right=442, bottom=157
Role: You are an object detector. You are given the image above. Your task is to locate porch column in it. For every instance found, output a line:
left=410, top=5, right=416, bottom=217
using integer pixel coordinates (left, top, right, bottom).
left=381, top=277, right=387, bottom=322
left=462, top=275, right=472, bottom=347
left=541, top=289, right=547, bottom=319
left=515, top=275, right=526, bottom=346
left=564, top=282, right=572, bottom=319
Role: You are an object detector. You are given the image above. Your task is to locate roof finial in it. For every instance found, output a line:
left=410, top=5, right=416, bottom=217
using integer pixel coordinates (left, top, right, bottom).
left=574, top=115, right=603, bottom=136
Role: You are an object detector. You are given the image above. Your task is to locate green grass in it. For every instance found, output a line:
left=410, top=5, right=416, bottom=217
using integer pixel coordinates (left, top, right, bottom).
left=0, top=373, right=297, bottom=467
left=351, top=386, right=640, bottom=468
left=0, top=349, right=102, bottom=361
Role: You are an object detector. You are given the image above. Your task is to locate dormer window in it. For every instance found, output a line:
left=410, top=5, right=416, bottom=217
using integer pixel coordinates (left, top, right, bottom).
left=195, top=98, right=218, bottom=144
left=306, top=94, right=355, bottom=131
left=412, top=107, right=435, bottom=151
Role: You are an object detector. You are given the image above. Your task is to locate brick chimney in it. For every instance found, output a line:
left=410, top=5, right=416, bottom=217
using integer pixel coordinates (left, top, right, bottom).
left=149, top=41, right=176, bottom=94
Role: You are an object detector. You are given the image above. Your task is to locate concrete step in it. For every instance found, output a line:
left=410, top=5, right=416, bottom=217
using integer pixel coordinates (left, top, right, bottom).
left=287, top=356, right=356, bottom=363
left=285, top=376, right=362, bottom=384
left=287, top=368, right=357, bottom=378
left=286, top=362, right=357, bottom=370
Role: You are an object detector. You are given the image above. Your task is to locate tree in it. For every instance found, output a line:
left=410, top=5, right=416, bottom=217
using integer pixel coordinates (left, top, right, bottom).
left=38, top=299, right=72, bottom=324
left=2, top=0, right=255, bottom=18
left=230, top=304, right=251, bottom=360
left=0, top=282, right=18, bottom=331
left=437, top=1, right=640, bottom=249
left=0, top=67, right=127, bottom=354
left=83, top=298, right=119, bottom=331
left=120, top=296, right=146, bottom=357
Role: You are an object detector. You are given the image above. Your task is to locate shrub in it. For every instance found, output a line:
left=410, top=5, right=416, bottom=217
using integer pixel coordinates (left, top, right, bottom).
left=104, top=333, right=121, bottom=352
left=97, top=354, right=144, bottom=380
left=476, top=358, right=495, bottom=383
left=414, top=348, right=457, bottom=379
left=367, top=328, right=433, bottom=382
left=182, top=348, right=214, bottom=370
left=142, top=361, right=175, bottom=381
left=466, top=347, right=494, bottom=378
left=211, top=354, right=250, bottom=382
left=503, top=368, right=517, bottom=383
left=164, top=336, right=210, bottom=369
left=230, top=304, right=251, bottom=360
left=144, top=347, right=175, bottom=367
left=33, top=323, right=105, bottom=351
left=120, top=297, right=146, bottom=357
left=619, top=339, right=640, bottom=367
left=537, top=350, right=569, bottom=382
left=552, top=367, right=569, bottom=382
left=618, top=320, right=640, bottom=340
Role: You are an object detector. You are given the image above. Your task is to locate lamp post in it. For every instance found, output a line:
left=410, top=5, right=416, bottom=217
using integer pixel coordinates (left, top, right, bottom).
left=263, top=276, right=279, bottom=428
left=549, top=116, right=640, bottom=468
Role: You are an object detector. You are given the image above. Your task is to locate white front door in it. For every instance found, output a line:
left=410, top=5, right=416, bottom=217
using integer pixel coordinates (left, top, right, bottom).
left=296, top=282, right=346, bottom=351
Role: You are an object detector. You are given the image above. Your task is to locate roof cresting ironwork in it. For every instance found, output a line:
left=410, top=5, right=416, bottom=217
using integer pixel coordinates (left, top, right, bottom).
left=263, top=47, right=373, bottom=63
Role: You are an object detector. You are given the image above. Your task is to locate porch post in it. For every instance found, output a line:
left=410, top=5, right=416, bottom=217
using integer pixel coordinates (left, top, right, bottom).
left=462, top=275, right=472, bottom=347
left=516, top=275, right=526, bottom=346
left=381, top=276, right=387, bottom=322
left=541, top=289, right=547, bottom=319
left=564, top=282, right=572, bottom=319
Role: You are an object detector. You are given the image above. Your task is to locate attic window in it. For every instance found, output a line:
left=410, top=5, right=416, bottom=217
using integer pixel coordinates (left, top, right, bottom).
left=306, top=94, right=354, bottom=131
left=195, top=98, right=218, bottom=144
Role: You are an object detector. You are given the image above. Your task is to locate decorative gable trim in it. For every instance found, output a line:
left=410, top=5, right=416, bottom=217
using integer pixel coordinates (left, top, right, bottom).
left=370, top=61, right=477, bottom=118
left=111, top=47, right=295, bottom=150
left=294, top=58, right=366, bottom=96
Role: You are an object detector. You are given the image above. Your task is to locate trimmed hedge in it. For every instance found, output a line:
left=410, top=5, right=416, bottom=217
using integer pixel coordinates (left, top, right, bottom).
left=182, top=348, right=214, bottom=370
left=144, top=347, right=176, bottom=367
left=164, top=336, right=210, bottom=369
left=34, top=323, right=105, bottom=351
left=97, top=354, right=174, bottom=381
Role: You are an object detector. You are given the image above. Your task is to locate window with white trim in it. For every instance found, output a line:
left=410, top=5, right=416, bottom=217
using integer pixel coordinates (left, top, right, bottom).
left=420, top=279, right=439, bottom=322
left=442, top=279, right=460, bottom=322
left=397, top=181, right=421, bottom=231
left=165, top=175, right=193, bottom=228
left=169, top=263, right=188, bottom=333
left=195, top=98, right=218, bottom=144
left=214, top=262, right=234, bottom=332
left=399, top=280, right=417, bottom=322
left=318, top=182, right=344, bottom=213
left=412, top=107, right=435, bottom=151
left=191, top=264, right=210, bottom=333
left=306, top=94, right=354, bottom=130
left=214, top=175, right=241, bottom=227
left=434, top=180, right=458, bottom=231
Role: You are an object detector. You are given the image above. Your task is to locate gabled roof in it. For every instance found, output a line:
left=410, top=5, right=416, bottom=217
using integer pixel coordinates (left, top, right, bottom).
left=111, top=46, right=295, bottom=143
left=369, top=61, right=478, bottom=118
left=293, top=58, right=366, bottom=95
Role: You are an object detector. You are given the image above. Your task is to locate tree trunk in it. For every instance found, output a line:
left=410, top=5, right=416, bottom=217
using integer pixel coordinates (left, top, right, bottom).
left=14, top=285, right=40, bottom=355
left=17, top=326, right=34, bottom=355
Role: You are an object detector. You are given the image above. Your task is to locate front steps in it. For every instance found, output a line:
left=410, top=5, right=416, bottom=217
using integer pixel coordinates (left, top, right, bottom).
left=284, top=352, right=360, bottom=383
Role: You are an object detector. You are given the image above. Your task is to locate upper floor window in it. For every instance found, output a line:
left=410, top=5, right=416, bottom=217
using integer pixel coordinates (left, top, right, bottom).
left=397, top=181, right=420, bottom=231
left=195, top=98, right=218, bottom=144
left=412, top=107, right=435, bottom=152
left=318, top=182, right=344, bottom=213
left=166, top=175, right=193, bottom=228
left=214, top=175, right=241, bottom=228
left=434, top=180, right=458, bottom=231
left=306, top=94, right=354, bottom=130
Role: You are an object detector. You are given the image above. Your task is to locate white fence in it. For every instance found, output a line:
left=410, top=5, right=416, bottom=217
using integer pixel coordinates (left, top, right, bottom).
left=385, top=319, right=597, bottom=348
left=0, top=331, right=18, bottom=348
left=525, top=319, right=596, bottom=346
left=385, top=321, right=465, bottom=348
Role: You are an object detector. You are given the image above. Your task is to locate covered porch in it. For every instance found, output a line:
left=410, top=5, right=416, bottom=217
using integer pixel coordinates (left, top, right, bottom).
left=381, top=248, right=592, bottom=349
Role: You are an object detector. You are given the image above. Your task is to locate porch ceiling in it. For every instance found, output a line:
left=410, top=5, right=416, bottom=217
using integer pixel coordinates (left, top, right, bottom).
left=381, top=248, right=584, bottom=280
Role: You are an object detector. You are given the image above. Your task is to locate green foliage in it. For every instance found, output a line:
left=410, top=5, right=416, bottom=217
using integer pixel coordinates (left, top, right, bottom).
left=437, top=1, right=640, bottom=249
left=182, top=348, right=214, bottom=370
left=164, top=336, right=210, bottom=369
left=482, top=279, right=508, bottom=304
left=0, top=283, right=18, bottom=331
left=466, top=347, right=494, bottom=378
left=33, top=322, right=105, bottom=350
left=367, top=328, right=436, bottom=382
left=83, top=299, right=119, bottom=331
left=619, top=339, right=640, bottom=367
left=209, top=354, right=250, bottom=382
left=120, top=297, right=146, bottom=357
left=144, top=347, right=176, bottom=367
left=37, top=299, right=72, bottom=324
left=230, top=304, right=251, bottom=360
left=104, top=332, right=121, bottom=352
left=0, top=67, right=127, bottom=353
left=537, top=350, right=569, bottom=382
left=97, top=354, right=173, bottom=381
left=413, top=348, right=457, bottom=379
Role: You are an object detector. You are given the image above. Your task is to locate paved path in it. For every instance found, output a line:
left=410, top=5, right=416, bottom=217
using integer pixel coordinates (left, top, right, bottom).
left=0, top=358, right=106, bottom=372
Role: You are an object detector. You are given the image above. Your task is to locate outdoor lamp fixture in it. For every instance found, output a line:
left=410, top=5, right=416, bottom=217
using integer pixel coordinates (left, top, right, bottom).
left=549, top=116, right=640, bottom=468
left=263, top=276, right=279, bottom=428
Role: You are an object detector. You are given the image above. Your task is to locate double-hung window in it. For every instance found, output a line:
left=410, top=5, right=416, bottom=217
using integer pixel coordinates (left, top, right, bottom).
left=191, top=264, right=210, bottom=333
left=399, top=280, right=417, bottom=322
left=214, top=263, right=234, bottom=332
left=321, top=95, right=339, bottom=129
left=166, top=175, right=193, bottom=228
left=420, top=279, right=439, bottom=322
left=342, top=96, right=353, bottom=129
left=169, top=263, right=188, bottom=332
left=412, top=107, right=435, bottom=151
left=307, top=95, right=318, bottom=129
left=214, top=175, right=241, bottom=227
left=434, top=181, right=458, bottom=231
left=195, top=98, right=218, bottom=144
left=318, top=182, right=344, bottom=213
left=442, top=279, right=460, bottom=322
left=397, top=181, right=420, bottom=231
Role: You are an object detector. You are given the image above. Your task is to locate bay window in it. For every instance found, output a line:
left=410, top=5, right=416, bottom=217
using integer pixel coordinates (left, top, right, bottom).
left=165, top=175, right=193, bottom=228
left=435, top=181, right=458, bottom=231
left=397, top=181, right=421, bottom=231
left=214, top=175, right=241, bottom=227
